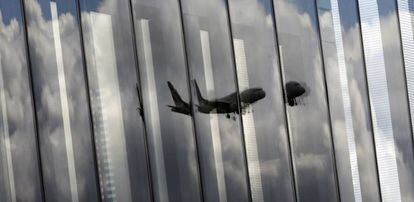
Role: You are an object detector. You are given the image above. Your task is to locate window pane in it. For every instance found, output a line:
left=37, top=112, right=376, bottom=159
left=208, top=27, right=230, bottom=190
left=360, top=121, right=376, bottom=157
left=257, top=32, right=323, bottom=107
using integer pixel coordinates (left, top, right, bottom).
left=23, top=0, right=100, bottom=201
left=316, top=0, right=381, bottom=201
left=227, top=0, right=296, bottom=201
left=358, top=0, right=414, bottom=200
left=273, top=0, right=339, bottom=201
left=0, top=1, right=43, bottom=201
left=130, top=0, right=202, bottom=201
left=179, top=0, right=250, bottom=201
left=78, top=0, right=152, bottom=201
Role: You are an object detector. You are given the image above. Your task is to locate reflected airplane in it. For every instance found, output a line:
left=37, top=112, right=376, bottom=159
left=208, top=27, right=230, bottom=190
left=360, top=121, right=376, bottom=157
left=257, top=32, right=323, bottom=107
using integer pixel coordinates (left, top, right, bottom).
left=167, top=81, right=191, bottom=115
left=285, top=81, right=306, bottom=106
left=167, top=80, right=266, bottom=119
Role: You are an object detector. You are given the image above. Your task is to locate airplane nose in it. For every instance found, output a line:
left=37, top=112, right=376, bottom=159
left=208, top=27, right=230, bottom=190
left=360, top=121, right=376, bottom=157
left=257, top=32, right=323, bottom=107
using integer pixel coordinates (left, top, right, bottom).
left=259, top=89, right=266, bottom=98
left=299, top=86, right=306, bottom=94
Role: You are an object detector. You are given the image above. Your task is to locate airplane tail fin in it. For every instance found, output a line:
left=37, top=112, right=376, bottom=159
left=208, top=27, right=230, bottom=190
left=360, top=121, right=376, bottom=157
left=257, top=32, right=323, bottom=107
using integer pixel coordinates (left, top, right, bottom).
left=167, top=81, right=186, bottom=106
left=167, top=81, right=191, bottom=115
left=193, top=80, right=209, bottom=106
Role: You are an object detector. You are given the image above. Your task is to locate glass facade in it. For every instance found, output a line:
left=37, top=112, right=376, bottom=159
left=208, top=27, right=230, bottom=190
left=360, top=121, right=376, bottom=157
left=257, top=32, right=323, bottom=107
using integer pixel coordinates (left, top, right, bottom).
left=1, top=0, right=414, bottom=201
left=316, top=0, right=381, bottom=201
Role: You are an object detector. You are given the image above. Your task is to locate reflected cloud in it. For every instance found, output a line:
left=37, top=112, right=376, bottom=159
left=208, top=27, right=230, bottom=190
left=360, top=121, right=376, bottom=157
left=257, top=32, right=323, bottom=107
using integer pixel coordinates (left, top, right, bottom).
left=23, top=0, right=100, bottom=200
left=0, top=4, right=43, bottom=201
left=274, top=0, right=340, bottom=200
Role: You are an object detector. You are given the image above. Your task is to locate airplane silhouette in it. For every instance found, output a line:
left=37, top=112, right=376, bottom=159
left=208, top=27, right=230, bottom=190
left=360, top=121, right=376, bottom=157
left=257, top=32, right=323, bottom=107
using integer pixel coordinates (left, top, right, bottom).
left=167, top=81, right=191, bottom=115
left=167, top=80, right=266, bottom=119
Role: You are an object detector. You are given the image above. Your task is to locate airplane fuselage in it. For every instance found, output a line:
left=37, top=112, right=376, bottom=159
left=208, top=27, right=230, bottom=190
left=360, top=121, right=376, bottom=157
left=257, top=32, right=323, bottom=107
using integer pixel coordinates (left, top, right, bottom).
left=167, top=80, right=266, bottom=119
left=197, top=88, right=266, bottom=114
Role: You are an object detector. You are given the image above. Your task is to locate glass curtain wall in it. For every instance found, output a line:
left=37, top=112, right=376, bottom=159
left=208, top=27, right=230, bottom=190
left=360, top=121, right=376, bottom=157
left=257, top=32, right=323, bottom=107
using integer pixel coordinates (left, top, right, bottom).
left=396, top=1, right=414, bottom=201
left=226, top=0, right=296, bottom=201
left=358, top=0, right=414, bottom=201
left=130, top=0, right=202, bottom=201
left=272, top=0, right=339, bottom=201
left=316, top=0, right=381, bottom=201
left=0, top=1, right=43, bottom=201
left=397, top=0, right=414, bottom=143
left=178, top=0, right=250, bottom=201
left=22, top=0, right=100, bottom=201
left=78, top=0, right=152, bottom=201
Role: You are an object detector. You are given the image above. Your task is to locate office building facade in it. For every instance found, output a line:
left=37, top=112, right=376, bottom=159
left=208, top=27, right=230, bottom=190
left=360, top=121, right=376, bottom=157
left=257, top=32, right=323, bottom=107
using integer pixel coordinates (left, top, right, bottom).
left=1, top=0, right=414, bottom=201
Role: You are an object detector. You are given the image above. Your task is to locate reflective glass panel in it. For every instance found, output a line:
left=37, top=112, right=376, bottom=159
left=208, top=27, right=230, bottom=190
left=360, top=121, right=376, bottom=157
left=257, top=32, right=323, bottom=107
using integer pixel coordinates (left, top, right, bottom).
left=227, top=0, right=295, bottom=201
left=22, top=0, right=100, bottom=201
left=179, top=0, right=250, bottom=201
left=78, top=0, right=152, bottom=201
left=273, top=0, right=339, bottom=201
left=316, top=0, right=381, bottom=201
left=358, top=0, right=414, bottom=200
left=396, top=2, right=414, bottom=201
left=0, top=1, right=43, bottom=201
left=130, top=0, right=202, bottom=201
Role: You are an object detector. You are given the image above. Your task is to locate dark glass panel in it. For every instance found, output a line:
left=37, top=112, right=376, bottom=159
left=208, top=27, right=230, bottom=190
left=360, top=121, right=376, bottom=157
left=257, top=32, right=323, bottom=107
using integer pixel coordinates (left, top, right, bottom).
left=179, top=0, right=250, bottom=201
left=22, top=0, right=100, bottom=201
left=0, top=1, right=43, bottom=201
left=316, top=0, right=381, bottom=201
left=130, top=0, right=202, bottom=201
left=273, top=0, right=339, bottom=201
left=78, top=0, right=152, bottom=201
left=227, top=0, right=295, bottom=201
